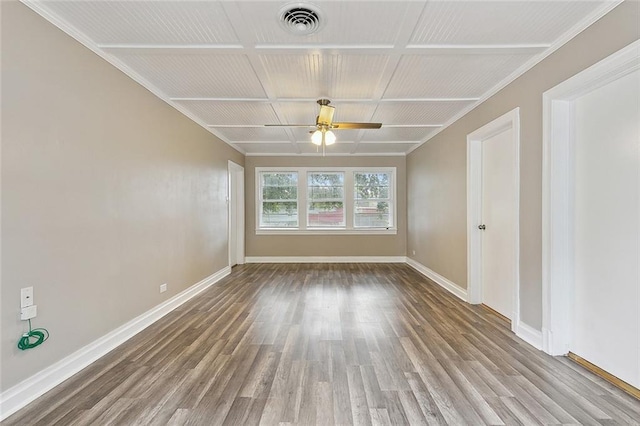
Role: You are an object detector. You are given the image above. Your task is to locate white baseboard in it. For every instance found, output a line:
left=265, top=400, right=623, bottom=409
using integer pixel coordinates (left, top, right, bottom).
left=244, top=256, right=407, bottom=263
left=515, top=319, right=544, bottom=350
left=405, top=257, right=467, bottom=301
left=0, top=266, right=231, bottom=421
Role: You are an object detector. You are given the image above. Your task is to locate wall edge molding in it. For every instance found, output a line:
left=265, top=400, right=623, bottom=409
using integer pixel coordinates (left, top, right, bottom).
left=0, top=266, right=231, bottom=421
left=405, top=257, right=467, bottom=301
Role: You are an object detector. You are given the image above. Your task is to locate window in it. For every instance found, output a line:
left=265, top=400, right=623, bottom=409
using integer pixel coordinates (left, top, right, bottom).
left=256, top=167, right=396, bottom=234
left=259, top=172, right=298, bottom=228
left=308, top=172, right=345, bottom=227
left=354, top=172, right=392, bottom=228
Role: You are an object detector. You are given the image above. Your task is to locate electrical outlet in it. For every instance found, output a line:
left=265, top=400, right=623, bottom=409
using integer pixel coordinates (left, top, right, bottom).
left=21, top=287, right=34, bottom=308
left=21, top=305, right=37, bottom=320
left=160, top=283, right=167, bottom=293
left=412, top=250, right=416, bottom=255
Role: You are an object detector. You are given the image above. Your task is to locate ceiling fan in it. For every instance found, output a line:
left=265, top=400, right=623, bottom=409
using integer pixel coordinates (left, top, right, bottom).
left=266, top=99, right=382, bottom=153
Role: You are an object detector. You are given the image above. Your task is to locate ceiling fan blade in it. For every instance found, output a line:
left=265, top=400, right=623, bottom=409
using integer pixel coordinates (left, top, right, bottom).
left=317, top=105, right=335, bottom=126
left=264, top=124, right=316, bottom=127
left=332, top=122, right=382, bottom=129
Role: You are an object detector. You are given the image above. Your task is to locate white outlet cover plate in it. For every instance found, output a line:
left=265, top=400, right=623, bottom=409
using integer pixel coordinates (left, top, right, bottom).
left=21, top=287, right=34, bottom=308
left=21, top=305, right=37, bottom=320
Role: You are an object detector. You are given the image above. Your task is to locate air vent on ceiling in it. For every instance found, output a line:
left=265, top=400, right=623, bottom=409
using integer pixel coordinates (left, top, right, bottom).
left=278, top=3, right=324, bottom=36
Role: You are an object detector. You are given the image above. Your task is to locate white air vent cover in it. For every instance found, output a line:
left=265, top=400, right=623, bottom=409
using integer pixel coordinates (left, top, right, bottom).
left=278, top=3, right=324, bottom=36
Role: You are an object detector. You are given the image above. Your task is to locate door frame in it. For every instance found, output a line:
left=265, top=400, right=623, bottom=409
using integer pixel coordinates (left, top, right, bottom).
left=542, top=40, right=639, bottom=355
left=467, top=107, right=520, bottom=334
left=228, top=160, right=245, bottom=267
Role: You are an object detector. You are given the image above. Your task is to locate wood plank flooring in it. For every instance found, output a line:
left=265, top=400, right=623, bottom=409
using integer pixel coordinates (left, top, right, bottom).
left=3, top=263, right=639, bottom=425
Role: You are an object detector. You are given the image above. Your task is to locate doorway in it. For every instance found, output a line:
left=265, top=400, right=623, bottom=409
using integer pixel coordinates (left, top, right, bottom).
left=228, top=161, right=245, bottom=267
left=467, top=108, right=520, bottom=333
left=543, top=40, right=639, bottom=389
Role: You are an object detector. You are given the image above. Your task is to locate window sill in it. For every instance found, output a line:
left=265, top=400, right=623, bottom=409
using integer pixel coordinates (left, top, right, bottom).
left=256, top=228, right=398, bottom=236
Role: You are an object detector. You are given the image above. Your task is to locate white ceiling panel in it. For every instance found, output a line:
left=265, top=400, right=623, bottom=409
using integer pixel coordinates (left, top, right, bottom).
left=232, top=1, right=414, bottom=45
left=28, top=0, right=614, bottom=156
left=112, top=53, right=266, bottom=98
left=258, top=54, right=390, bottom=99
left=174, top=101, right=278, bottom=125
left=212, top=127, right=291, bottom=143
left=354, top=143, right=418, bottom=155
left=372, top=101, right=476, bottom=125
left=411, top=1, right=603, bottom=45
left=384, top=53, right=536, bottom=98
left=274, top=103, right=318, bottom=125
left=44, top=1, right=239, bottom=45
left=360, top=127, right=436, bottom=143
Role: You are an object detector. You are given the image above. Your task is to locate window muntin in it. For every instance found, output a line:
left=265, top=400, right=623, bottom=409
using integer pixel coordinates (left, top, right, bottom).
left=307, top=172, right=345, bottom=227
left=354, top=172, right=392, bottom=228
left=259, top=172, right=298, bottom=228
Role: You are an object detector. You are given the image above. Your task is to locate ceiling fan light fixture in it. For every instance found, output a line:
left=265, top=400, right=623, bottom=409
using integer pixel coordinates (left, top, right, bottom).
left=311, top=130, right=323, bottom=145
left=278, top=3, right=324, bottom=36
left=324, top=130, right=336, bottom=145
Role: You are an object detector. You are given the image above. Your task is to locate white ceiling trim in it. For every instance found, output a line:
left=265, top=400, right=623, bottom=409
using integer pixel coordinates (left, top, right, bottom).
left=232, top=140, right=292, bottom=144
left=175, top=98, right=270, bottom=102
left=99, top=44, right=549, bottom=57
left=100, top=44, right=244, bottom=50
left=245, top=152, right=407, bottom=157
left=173, top=97, right=479, bottom=103
left=357, top=141, right=422, bottom=145
left=380, top=98, right=480, bottom=103
left=380, top=125, right=443, bottom=128
left=405, top=44, right=549, bottom=55
left=209, top=125, right=277, bottom=128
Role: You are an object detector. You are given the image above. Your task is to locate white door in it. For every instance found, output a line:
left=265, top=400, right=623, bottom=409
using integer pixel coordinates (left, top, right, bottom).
left=480, top=129, right=518, bottom=320
left=228, top=161, right=245, bottom=267
left=571, top=69, right=640, bottom=387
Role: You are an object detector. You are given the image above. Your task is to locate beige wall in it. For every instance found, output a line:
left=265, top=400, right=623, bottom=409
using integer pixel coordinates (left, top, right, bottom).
left=407, top=1, right=640, bottom=330
left=245, top=156, right=406, bottom=257
left=1, top=1, right=243, bottom=391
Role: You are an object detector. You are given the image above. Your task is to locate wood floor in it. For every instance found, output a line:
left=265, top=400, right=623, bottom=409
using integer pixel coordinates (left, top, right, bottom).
left=4, top=263, right=639, bottom=425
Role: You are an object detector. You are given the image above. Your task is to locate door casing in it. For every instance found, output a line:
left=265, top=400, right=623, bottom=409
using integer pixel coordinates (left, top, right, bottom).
left=542, top=39, right=640, bottom=356
left=228, top=160, right=245, bottom=267
left=467, top=107, right=521, bottom=334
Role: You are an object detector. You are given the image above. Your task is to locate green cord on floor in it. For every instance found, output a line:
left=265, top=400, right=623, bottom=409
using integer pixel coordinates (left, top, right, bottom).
left=17, top=319, right=49, bottom=350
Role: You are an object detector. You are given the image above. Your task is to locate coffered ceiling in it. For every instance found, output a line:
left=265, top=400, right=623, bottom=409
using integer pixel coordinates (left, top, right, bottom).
left=24, top=1, right=619, bottom=156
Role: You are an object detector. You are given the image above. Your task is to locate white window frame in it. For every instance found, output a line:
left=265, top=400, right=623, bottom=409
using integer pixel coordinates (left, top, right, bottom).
left=353, top=170, right=394, bottom=229
left=257, top=170, right=299, bottom=229
left=256, top=167, right=397, bottom=235
left=307, top=171, right=346, bottom=228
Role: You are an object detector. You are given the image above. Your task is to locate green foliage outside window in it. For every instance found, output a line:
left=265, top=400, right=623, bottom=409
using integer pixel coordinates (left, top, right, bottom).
left=308, top=173, right=344, bottom=212
left=355, top=173, right=390, bottom=219
left=262, top=172, right=297, bottom=215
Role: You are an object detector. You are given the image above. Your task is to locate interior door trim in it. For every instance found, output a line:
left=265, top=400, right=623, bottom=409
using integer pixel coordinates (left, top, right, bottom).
left=466, top=107, right=521, bottom=335
left=542, top=40, right=640, bottom=356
